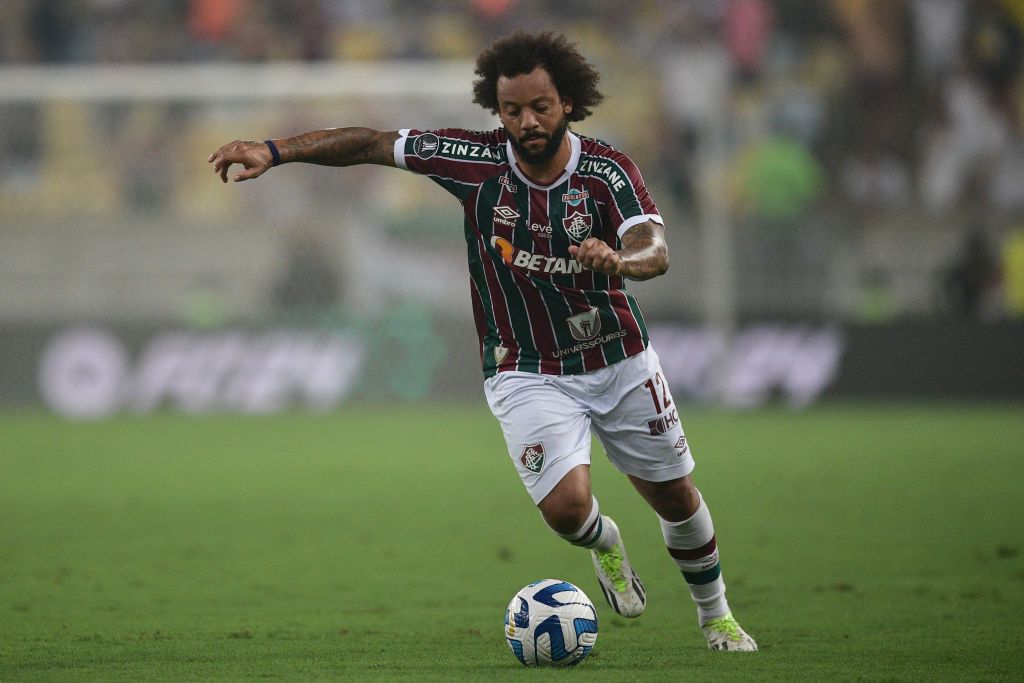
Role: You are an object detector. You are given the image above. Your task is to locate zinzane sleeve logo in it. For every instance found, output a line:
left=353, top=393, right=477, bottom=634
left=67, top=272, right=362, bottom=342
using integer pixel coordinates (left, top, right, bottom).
left=397, top=128, right=506, bottom=201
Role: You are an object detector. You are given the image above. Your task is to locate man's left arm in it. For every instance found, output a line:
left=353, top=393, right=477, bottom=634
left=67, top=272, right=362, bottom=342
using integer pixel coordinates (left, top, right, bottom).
left=568, top=220, right=669, bottom=281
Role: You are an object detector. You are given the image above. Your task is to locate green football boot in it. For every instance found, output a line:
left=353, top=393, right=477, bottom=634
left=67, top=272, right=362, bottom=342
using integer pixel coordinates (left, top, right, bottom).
left=590, top=516, right=646, bottom=618
left=702, top=613, right=758, bottom=651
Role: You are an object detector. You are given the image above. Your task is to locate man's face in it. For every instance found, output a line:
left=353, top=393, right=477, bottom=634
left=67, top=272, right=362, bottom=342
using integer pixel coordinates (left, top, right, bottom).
left=497, top=67, right=573, bottom=166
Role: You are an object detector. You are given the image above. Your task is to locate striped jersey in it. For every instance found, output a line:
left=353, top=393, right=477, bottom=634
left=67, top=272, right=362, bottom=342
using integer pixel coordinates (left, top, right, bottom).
left=394, top=127, right=663, bottom=378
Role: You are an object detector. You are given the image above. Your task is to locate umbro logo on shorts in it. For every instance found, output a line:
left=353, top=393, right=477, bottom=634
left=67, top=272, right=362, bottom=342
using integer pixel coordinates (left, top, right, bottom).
left=520, top=443, right=545, bottom=474
left=675, top=436, right=688, bottom=456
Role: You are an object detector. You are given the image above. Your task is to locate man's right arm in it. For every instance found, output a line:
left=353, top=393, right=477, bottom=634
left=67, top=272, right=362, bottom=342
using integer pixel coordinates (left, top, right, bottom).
left=208, top=128, right=399, bottom=183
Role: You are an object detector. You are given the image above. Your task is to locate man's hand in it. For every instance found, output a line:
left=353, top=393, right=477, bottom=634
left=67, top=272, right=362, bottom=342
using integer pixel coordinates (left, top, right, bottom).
left=207, top=140, right=274, bottom=183
left=569, top=222, right=669, bottom=281
left=568, top=238, right=623, bottom=276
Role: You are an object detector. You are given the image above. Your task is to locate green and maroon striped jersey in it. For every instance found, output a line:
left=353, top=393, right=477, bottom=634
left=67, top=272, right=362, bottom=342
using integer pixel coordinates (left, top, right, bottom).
left=394, top=127, right=662, bottom=378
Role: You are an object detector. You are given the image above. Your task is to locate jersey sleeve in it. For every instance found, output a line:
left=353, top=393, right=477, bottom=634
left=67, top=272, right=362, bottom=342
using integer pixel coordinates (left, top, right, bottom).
left=602, top=151, right=663, bottom=240
left=393, top=128, right=506, bottom=201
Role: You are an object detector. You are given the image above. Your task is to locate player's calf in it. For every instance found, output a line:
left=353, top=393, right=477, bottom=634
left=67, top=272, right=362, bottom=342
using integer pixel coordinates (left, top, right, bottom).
left=549, top=496, right=646, bottom=618
left=660, top=489, right=757, bottom=650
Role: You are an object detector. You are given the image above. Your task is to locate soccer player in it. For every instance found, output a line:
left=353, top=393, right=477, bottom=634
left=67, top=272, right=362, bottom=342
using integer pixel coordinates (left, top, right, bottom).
left=208, top=32, right=757, bottom=652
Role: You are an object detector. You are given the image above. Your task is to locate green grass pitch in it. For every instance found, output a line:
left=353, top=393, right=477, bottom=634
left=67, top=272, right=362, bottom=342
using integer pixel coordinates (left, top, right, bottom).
left=1, top=403, right=1023, bottom=681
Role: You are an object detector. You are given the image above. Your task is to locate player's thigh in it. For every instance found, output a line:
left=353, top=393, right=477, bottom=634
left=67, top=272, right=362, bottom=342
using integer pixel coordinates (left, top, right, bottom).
left=484, top=372, right=592, bottom=505
left=591, top=359, right=694, bottom=483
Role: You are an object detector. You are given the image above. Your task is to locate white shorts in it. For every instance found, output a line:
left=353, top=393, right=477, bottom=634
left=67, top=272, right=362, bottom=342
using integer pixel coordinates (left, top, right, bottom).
left=484, top=345, right=695, bottom=504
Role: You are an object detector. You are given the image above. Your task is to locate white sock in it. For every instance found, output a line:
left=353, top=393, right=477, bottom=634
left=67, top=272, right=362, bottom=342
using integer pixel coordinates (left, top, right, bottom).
left=659, top=490, right=730, bottom=625
left=551, top=496, right=619, bottom=552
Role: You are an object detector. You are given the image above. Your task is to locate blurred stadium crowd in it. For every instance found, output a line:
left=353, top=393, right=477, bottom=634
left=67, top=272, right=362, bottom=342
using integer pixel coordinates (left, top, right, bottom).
left=1, top=0, right=1023, bottom=322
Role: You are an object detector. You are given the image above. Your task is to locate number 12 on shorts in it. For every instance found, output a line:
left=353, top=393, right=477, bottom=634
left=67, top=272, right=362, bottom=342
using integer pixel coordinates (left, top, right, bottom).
left=644, top=372, right=672, bottom=413
left=644, top=372, right=679, bottom=435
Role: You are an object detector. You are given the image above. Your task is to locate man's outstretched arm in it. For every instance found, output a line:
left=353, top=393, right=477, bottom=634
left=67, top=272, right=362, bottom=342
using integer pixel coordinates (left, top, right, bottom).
left=568, top=220, right=669, bottom=281
left=207, top=128, right=400, bottom=183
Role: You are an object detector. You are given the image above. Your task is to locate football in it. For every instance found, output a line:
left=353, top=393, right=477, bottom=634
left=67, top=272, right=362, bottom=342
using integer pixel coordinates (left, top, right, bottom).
left=504, top=579, right=599, bottom=667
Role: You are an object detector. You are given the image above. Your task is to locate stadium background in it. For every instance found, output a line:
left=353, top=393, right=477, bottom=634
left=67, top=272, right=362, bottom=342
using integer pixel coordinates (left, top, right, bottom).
left=1, top=1, right=1022, bottom=680
left=2, top=0, right=1023, bottom=412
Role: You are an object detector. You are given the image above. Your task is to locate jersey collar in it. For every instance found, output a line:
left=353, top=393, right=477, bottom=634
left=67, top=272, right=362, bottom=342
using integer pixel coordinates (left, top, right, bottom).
left=506, top=131, right=581, bottom=190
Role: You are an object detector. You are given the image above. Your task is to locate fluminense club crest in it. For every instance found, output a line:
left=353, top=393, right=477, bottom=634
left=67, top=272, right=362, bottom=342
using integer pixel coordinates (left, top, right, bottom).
left=562, top=186, right=593, bottom=242
left=520, top=443, right=545, bottom=473
left=566, top=307, right=602, bottom=341
left=562, top=211, right=593, bottom=242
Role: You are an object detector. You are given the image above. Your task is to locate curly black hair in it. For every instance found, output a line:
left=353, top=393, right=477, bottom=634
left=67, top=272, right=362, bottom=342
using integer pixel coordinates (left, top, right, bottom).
left=472, top=32, right=604, bottom=122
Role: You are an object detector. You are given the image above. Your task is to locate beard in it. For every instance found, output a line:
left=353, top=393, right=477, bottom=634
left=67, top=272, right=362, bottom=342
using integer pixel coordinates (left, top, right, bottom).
left=508, top=116, right=569, bottom=165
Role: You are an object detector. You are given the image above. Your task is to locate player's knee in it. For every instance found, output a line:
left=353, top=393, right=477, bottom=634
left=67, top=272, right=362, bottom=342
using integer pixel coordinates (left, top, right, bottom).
left=538, top=490, right=592, bottom=536
left=645, top=476, right=700, bottom=522
left=537, top=465, right=592, bottom=535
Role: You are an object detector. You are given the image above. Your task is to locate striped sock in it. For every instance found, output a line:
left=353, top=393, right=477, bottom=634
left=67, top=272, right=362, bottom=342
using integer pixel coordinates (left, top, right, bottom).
left=553, top=496, right=619, bottom=552
left=659, top=490, right=730, bottom=625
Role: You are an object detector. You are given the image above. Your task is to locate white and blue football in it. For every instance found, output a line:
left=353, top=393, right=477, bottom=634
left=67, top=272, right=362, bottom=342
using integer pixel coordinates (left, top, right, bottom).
left=504, top=579, right=598, bottom=667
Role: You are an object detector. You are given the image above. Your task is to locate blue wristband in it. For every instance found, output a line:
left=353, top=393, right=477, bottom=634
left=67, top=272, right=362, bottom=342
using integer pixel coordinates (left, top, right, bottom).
left=264, top=139, right=282, bottom=166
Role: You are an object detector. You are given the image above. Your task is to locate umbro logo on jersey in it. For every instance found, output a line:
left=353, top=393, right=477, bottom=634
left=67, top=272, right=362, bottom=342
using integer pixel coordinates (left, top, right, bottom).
left=493, top=206, right=520, bottom=228
left=520, top=443, right=545, bottom=474
left=413, top=133, right=440, bottom=160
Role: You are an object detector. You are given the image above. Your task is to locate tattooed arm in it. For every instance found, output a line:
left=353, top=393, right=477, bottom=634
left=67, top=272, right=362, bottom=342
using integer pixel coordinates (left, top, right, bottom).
left=568, top=220, right=669, bottom=281
left=207, top=128, right=400, bottom=183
